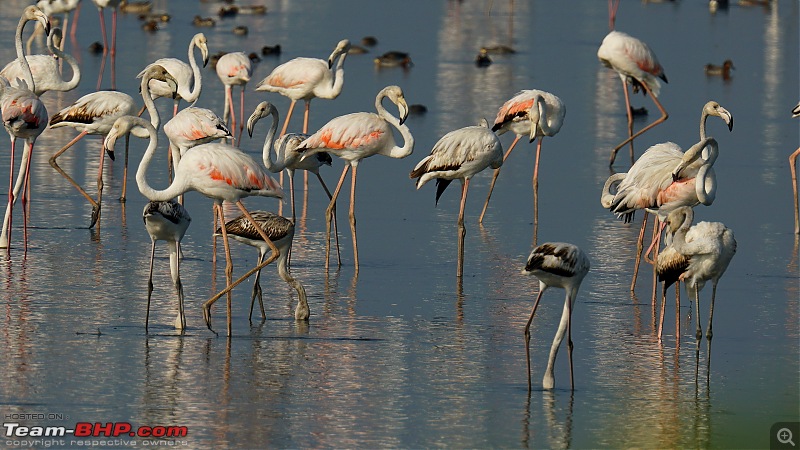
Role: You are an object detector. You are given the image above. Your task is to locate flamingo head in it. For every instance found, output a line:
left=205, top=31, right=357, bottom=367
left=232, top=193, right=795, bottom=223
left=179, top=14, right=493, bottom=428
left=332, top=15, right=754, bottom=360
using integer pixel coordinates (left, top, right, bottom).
left=142, top=64, right=179, bottom=99
left=382, top=85, right=409, bottom=125
left=705, top=101, right=733, bottom=132
left=104, top=116, right=152, bottom=161
left=328, top=39, right=351, bottom=68
left=194, top=33, right=210, bottom=68
left=246, top=101, right=277, bottom=138
left=26, top=6, right=51, bottom=37
left=48, top=27, right=63, bottom=52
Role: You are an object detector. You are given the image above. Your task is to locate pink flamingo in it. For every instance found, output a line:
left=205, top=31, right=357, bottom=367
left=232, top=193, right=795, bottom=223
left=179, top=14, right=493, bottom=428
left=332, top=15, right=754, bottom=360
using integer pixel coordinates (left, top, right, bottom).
left=91, top=0, right=120, bottom=90
left=255, top=39, right=351, bottom=137
left=163, top=106, right=230, bottom=171
left=522, top=242, right=590, bottom=391
left=107, top=116, right=283, bottom=337
left=48, top=64, right=177, bottom=227
left=26, top=0, right=81, bottom=52
left=3, top=27, right=81, bottom=96
left=410, top=119, right=503, bottom=277
left=598, top=29, right=668, bottom=166
left=215, top=51, right=252, bottom=144
left=0, top=5, right=51, bottom=253
left=297, top=85, right=415, bottom=272
left=478, top=89, right=565, bottom=245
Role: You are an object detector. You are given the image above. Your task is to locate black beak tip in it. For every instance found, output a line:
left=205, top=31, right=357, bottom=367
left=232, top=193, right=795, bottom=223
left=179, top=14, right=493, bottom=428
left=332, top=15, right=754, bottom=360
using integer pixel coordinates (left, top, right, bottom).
left=106, top=149, right=115, bottom=161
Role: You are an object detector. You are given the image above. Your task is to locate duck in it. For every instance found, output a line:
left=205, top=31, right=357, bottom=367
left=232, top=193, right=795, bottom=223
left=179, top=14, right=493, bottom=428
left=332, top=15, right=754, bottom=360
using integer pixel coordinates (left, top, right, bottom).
left=704, top=59, right=735, bottom=79
left=141, top=19, right=158, bottom=32
left=475, top=48, right=492, bottom=67
left=88, top=41, right=104, bottom=54
left=261, top=44, right=281, bottom=56
left=374, top=51, right=413, bottom=68
left=218, top=6, right=238, bottom=17
left=238, top=5, right=267, bottom=14
left=120, top=0, right=152, bottom=14
left=233, top=25, right=248, bottom=35
left=481, top=45, right=515, bottom=55
left=361, top=36, right=378, bottom=47
left=139, top=13, right=170, bottom=22
left=192, top=16, right=215, bottom=27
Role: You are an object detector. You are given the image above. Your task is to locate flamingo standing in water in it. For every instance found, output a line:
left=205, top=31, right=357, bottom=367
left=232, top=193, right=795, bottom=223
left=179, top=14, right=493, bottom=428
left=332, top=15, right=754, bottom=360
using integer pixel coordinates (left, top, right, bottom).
left=215, top=51, right=252, bottom=144
left=138, top=32, right=209, bottom=117
left=48, top=64, right=177, bottom=227
left=478, top=89, right=565, bottom=244
left=656, top=206, right=736, bottom=347
left=522, top=242, right=590, bottom=391
left=211, top=211, right=309, bottom=322
left=163, top=106, right=230, bottom=171
left=598, top=29, right=668, bottom=166
left=3, top=27, right=81, bottom=96
left=297, top=85, right=415, bottom=272
left=143, top=199, right=191, bottom=331
left=255, top=39, right=351, bottom=137
left=106, top=116, right=283, bottom=337
left=790, top=102, right=799, bottom=234
left=410, top=119, right=503, bottom=277
left=0, top=5, right=51, bottom=253
left=26, top=0, right=81, bottom=52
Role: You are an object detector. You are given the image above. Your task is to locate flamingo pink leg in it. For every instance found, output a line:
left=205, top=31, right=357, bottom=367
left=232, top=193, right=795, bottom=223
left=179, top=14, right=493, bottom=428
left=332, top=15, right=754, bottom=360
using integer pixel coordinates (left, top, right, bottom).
left=610, top=81, right=669, bottom=166
left=457, top=178, right=470, bottom=278
left=532, top=136, right=543, bottom=246
left=96, top=8, right=108, bottom=90
left=479, top=135, right=521, bottom=223
left=324, top=165, right=350, bottom=270
left=524, top=289, right=545, bottom=391
left=790, top=147, right=799, bottom=234
left=349, top=165, right=359, bottom=272
left=5, top=137, right=17, bottom=254
left=279, top=100, right=297, bottom=137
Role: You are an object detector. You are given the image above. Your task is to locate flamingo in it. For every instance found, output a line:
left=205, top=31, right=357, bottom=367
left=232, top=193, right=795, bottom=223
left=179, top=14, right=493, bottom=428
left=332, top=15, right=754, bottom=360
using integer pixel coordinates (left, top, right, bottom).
left=106, top=116, right=283, bottom=337
left=163, top=106, right=231, bottom=171
left=91, top=0, right=120, bottom=90
left=790, top=102, right=799, bottom=234
left=598, top=30, right=668, bottom=166
left=297, top=85, right=415, bottom=272
left=48, top=64, right=177, bottom=227
left=138, top=32, right=209, bottom=117
left=3, top=27, right=81, bottom=96
left=209, top=211, right=309, bottom=322
left=255, top=39, right=351, bottom=137
left=0, top=5, right=51, bottom=253
left=215, top=51, right=252, bottom=144
left=26, top=0, right=81, bottom=52
left=655, top=206, right=736, bottom=346
left=143, top=199, right=191, bottom=331
left=478, top=89, right=566, bottom=243
left=601, top=101, right=732, bottom=291
left=522, top=242, right=590, bottom=391
left=410, top=119, right=503, bottom=277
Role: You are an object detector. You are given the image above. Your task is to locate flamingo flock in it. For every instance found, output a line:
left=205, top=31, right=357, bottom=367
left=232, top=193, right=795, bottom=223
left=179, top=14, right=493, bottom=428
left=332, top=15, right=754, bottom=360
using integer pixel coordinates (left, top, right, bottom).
left=6, top=2, right=798, bottom=393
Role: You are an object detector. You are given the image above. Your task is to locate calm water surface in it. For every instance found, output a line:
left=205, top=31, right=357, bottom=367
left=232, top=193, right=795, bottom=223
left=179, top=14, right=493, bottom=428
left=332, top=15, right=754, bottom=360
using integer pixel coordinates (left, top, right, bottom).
left=0, top=0, right=798, bottom=448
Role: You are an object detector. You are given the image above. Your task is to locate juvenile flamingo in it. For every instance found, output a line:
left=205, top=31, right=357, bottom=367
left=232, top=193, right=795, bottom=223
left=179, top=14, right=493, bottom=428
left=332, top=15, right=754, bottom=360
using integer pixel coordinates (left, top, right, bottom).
left=143, top=199, right=191, bottom=331
left=138, top=32, right=209, bottom=117
left=0, top=5, right=51, bottom=252
left=255, top=39, right=351, bottom=136
left=656, top=206, right=736, bottom=347
left=410, top=119, right=503, bottom=277
left=297, top=85, right=414, bottom=272
left=522, top=242, right=590, bottom=391
left=215, top=51, right=252, bottom=144
left=598, top=30, right=668, bottom=166
left=48, top=64, right=177, bottom=227
left=105, top=116, right=283, bottom=337
left=478, top=89, right=565, bottom=243
left=791, top=102, right=799, bottom=234
left=3, top=27, right=81, bottom=96
left=211, top=211, right=309, bottom=322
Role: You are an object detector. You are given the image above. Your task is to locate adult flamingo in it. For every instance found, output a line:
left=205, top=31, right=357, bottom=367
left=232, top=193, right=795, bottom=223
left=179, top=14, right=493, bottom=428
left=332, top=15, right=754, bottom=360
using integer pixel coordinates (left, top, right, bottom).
left=91, top=0, right=120, bottom=90
left=410, top=119, right=503, bottom=277
left=598, top=30, right=668, bottom=166
left=143, top=199, right=191, bottom=331
left=522, top=242, right=590, bottom=391
left=163, top=106, right=230, bottom=171
left=655, top=206, right=736, bottom=347
left=790, top=102, right=799, bottom=234
left=255, top=39, right=351, bottom=137
left=48, top=64, right=177, bottom=227
left=138, top=32, right=209, bottom=117
left=0, top=5, right=51, bottom=253
left=478, top=89, right=565, bottom=243
left=215, top=51, right=252, bottom=144
left=106, top=116, right=283, bottom=337
left=209, top=211, right=309, bottom=322
left=3, top=27, right=81, bottom=96
left=297, top=85, right=415, bottom=272
left=26, top=0, right=81, bottom=53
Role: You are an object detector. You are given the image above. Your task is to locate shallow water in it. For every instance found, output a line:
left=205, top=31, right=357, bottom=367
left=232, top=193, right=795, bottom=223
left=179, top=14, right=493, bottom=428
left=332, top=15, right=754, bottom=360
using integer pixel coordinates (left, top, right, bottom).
left=0, top=0, right=798, bottom=448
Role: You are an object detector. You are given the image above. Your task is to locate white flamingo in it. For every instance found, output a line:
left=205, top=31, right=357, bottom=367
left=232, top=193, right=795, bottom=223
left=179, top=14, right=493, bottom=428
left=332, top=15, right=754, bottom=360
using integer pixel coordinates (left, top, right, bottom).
left=522, top=242, right=590, bottom=391
left=3, top=27, right=80, bottom=96
left=106, top=116, right=283, bottom=337
left=410, top=119, right=503, bottom=277
left=143, top=199, right=191, bottom=331
left=48, top=64, right=177, bottom=227
left=655, top=206, right=736, bottom=346
left=215, top=51, right=252, bottom=144
left=297, top=85, right=415, bottom=272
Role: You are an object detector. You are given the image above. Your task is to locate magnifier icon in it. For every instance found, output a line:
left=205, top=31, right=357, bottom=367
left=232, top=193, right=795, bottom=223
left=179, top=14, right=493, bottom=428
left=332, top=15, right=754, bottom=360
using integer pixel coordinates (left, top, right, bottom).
left=778, top=428, right=795, bottom=446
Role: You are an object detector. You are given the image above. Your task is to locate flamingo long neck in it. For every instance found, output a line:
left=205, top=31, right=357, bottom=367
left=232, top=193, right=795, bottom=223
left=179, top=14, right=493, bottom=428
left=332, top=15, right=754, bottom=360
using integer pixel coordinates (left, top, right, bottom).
left=49, top=34, right=81, bottom=91
left=699, top=108, right=710, bottom=141
left=534, top=95, right=558, bottom=136
left=15, top=15, right=36, bottom=92
left=695, top=142, right=718, bottom=206
left=276, top=251, right=309, bottom=320
left=324, top=51, right=348, bottom=99
left=600, top=172, right=627, bottom=209
left=670, top=208, right=694, bottom=255
left=138, top=72, right=163, bottom=133
left=543, top=291, right=574, bottom=389
left=185, top=39, right=203, bottom=104
left=261, top=108, right=284, bottom=173
left=375, top=94, right=414, bottom=159
left=136, top=122, right=188, bottom=202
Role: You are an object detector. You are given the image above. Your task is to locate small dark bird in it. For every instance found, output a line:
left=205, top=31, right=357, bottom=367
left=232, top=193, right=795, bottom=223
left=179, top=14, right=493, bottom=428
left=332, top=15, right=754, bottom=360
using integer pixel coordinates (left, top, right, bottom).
left=705, top=59, right=735, bottom=80
left=481, top=45, right=515, bottom=55
left=88, top=41, right=104, bottom=54
left=475, top=48, right=492, bottom=67
left=374, top=51, right=413, bottom=68
left=361, top=36, right=378, bottom=47
left=261, top=44, right=281, bottom=56
left=193, top=16, right=215, bottom=27
left=233, top=25, right=248, bottom=35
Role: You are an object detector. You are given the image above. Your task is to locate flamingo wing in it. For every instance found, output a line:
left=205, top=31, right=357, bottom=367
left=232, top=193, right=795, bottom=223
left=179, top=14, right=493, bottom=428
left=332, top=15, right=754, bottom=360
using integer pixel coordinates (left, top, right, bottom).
left=299, top=112, right=391, bottom=161
left=49, top=91, right=134, bottom=128
left=256, top=57, right=327, bottom=97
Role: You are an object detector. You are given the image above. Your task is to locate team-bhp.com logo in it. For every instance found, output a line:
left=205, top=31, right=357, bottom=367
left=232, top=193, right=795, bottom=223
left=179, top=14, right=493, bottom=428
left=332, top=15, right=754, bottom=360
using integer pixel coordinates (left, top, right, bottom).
left=4, top=422, right=188, bottom=447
